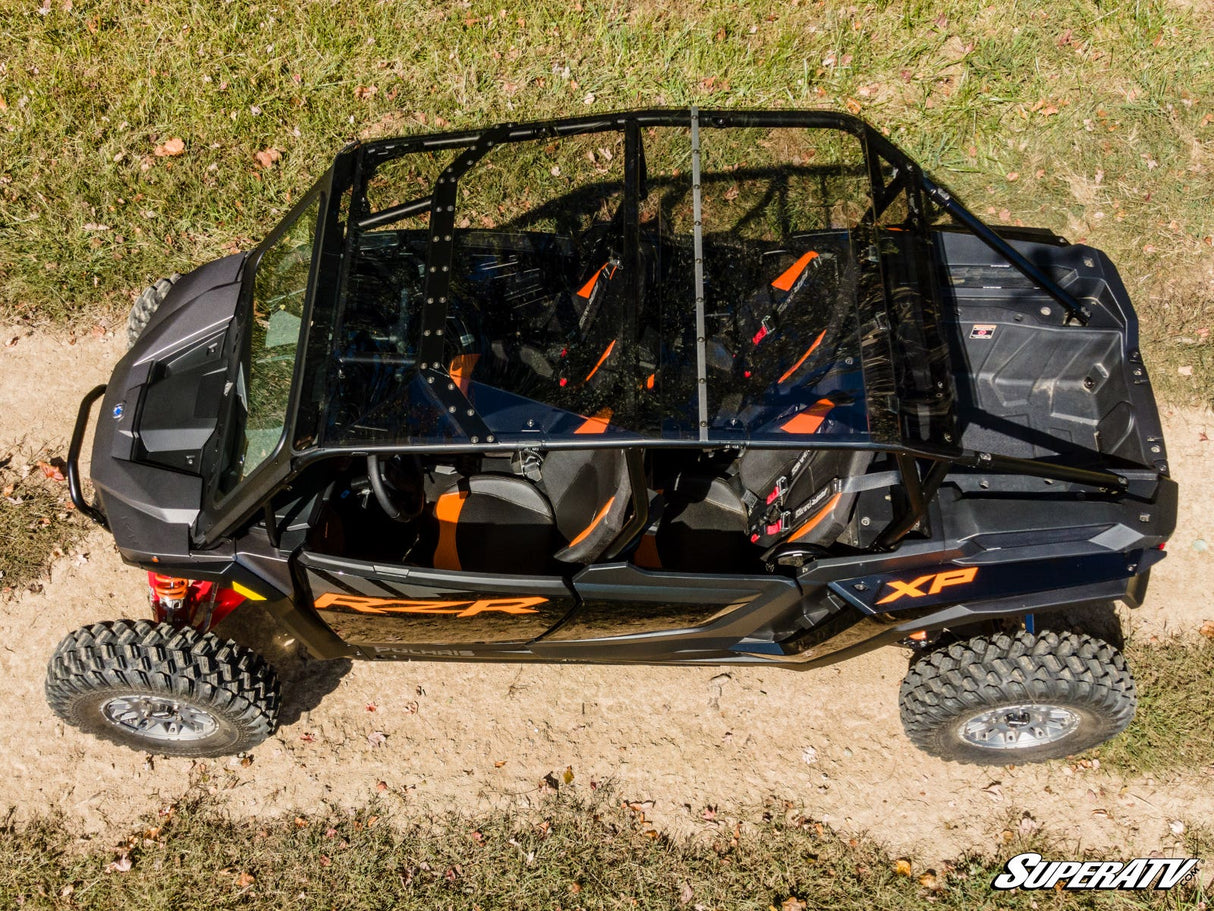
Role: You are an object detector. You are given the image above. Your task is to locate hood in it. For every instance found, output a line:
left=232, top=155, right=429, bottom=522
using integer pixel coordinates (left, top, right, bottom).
left=90, top=254, right=246, bottom=560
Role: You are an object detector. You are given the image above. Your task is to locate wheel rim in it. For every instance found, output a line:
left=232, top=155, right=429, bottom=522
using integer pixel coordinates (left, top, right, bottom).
left=958, top=703, right=1080, bottom=750
left=101, top=695, right=220, bottom=742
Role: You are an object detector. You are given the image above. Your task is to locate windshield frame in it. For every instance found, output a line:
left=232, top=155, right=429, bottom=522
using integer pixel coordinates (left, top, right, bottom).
left=196, top=165, right=341, bottom=543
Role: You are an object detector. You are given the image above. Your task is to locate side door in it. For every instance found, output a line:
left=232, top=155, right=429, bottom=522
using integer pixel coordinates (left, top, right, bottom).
left=295, top=550, right=574, bottom=657
left=530, top=564, right=805, bottom=662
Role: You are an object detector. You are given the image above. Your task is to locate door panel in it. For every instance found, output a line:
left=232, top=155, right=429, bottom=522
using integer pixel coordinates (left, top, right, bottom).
left=297, top=551, right=572, bottom=647
left=544, top=563, right=801, bottom=643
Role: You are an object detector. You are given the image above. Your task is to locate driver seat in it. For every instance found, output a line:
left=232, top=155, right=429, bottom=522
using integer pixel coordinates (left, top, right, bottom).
left=429, top=448, right=635, bottom=574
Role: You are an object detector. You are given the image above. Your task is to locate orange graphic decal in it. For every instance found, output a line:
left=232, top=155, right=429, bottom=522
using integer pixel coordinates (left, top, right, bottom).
left=314, top=593, right=548, bottom=617
left=875, top=567, right=978, bottom=605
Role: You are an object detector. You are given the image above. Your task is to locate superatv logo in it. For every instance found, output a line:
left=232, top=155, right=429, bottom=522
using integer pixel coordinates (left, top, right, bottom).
left=875, top=567, right=978, bottom=605
left=992, top=853, right=1199, bottom=891
left=314, top=593, right=547, bottom=617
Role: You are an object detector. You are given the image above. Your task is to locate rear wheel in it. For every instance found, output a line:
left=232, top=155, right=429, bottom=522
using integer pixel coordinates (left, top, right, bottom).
left=899, top=629, right=1136, bottom=764
left=46, top=620, right=280, bottom=757
left=127, top=274, right=180, bottom=348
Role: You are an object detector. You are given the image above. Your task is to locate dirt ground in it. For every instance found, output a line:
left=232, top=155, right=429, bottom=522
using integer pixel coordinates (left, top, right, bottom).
left=1, top=326, right=1211, bottom=865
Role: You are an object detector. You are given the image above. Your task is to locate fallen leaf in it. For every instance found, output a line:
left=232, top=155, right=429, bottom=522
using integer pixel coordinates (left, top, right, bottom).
left=1199, top=621, right=1214, bottom=640
left=37, top=460, right=65, bottom=482
left=153, top=137, right=185, bottom=157
left=562, top=765, right=574, bottom=785
left=106, top=855, right=132, bottom=873
left=376, top=780, right=388, bottom=792
left=236, top=871, right=255, bottom=888
left=355, top=85, right=378, bottom=100
left=254, top=147, right=281, bottom=170
left=679, top=881, right=694, bottom=905
left=494, top=760, right=507, bottom=768
left=367, top=730, right=387, bottom=748
left=1178, top=365, right=1194, bottom=376
left=980, top=782, right=1004, bottom=802
left=1170, top=820, right=1186, bottom=836
left=895, top=859, right=912, bottom=876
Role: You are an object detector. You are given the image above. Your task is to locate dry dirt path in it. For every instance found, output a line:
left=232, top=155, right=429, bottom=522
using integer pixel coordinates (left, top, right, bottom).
left=1, top=326, right=1211, bottom=864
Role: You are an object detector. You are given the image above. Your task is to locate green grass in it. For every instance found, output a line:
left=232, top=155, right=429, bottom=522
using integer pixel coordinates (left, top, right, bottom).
left=0, top=445, right=87, bottom=595
left=1, top=0, right=1212, bottom=400
left=0, top=793, right=1208, bottom=910
left=1090, top=636, right=1214, bottom=777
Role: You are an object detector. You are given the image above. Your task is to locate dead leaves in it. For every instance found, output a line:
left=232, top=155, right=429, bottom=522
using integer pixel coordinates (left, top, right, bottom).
left=1199, top=620, right=1214, bottom=641
left=153, top=137, right=185, bottom=158
left=254, top=147, right=281, bottom=170
left=36, top=459, right=65, bottom=482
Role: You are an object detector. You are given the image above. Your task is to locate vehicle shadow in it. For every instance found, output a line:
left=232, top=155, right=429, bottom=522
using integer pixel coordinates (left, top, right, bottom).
left=213, top=606, right=353, bottom=727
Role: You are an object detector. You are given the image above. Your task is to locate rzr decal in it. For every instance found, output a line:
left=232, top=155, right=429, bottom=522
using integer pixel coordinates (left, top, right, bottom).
left=314, top=593, right=548, bottom=617
left=875, top=567, right=978, bottom=605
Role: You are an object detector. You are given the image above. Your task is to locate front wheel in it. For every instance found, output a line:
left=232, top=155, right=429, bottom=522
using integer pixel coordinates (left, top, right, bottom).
left=46, top=620, right=280, bottom=757
left=899, top=629, right=1136, bottom=765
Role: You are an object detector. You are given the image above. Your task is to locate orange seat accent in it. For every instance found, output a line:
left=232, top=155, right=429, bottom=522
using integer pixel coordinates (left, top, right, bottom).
left=566, top=495, right=616, bottom=548
left=449, top=353, right=480, bottom=396
left=433, top=489, right=468, bottom=571
left=770, top=250, right=819, bottom=292
left=645, top=373, right=655, bottom=390
left=584, top=339, right=616, bottom=382
left=789, top=493, right=842, bottom=542
left=779, top=398, right=834, bottom=435
left=577, top=262, right=616, bottom=299
left=777, top=329, right=826, bottom=385
left=633, top=532, right=662, bottom=569
left=575, top=407, right=613, bottom=434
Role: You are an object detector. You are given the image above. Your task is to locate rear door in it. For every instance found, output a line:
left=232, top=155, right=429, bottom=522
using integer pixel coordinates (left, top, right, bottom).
left=296, top=550, right=573, bottom=654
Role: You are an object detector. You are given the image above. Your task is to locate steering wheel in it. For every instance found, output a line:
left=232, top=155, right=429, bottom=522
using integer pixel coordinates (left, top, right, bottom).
left=367, top=453, right=425, bottom=523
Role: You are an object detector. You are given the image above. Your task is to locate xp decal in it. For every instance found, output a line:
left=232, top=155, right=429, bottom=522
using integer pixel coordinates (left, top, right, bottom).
left=313, top=593, right=548, bottom=617
left=875, top=567, right=978, bottom=605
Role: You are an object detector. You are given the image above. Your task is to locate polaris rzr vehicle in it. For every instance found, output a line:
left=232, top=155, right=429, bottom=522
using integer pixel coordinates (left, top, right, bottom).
left=52, top=109, right=1176, bottom=765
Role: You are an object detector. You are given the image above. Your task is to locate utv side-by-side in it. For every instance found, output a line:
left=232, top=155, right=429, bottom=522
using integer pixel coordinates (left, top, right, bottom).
left=51, top=109, right=1176, bottom=764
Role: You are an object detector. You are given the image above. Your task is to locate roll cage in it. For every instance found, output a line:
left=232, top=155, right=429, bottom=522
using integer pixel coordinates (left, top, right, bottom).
left=197, top=108, right=1127, bottom=549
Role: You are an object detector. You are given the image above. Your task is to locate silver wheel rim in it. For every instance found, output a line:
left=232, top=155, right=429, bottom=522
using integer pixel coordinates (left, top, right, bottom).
left=101, top=695, right=220, bottom=742
left=959, top=703, right=1080, bottom=750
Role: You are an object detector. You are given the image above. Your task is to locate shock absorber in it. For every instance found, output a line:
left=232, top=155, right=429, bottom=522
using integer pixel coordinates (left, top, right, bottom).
left=148, top=573, right=191, bottom=624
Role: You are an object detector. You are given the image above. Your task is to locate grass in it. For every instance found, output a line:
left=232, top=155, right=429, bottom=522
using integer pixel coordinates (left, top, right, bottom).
left=1090, top=636, right=1214, bottom=777
left=0, top=444, right=88, bottom=596
left=0, top=792, right=1208, bottom=910
left=1, top=0, right=1212, bottom=400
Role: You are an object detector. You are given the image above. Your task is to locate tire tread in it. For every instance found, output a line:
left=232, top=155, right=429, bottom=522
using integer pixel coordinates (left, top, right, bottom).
left=45, top=620, right=279, bottom=757
left=899, top=629, right=1136, bottom=764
